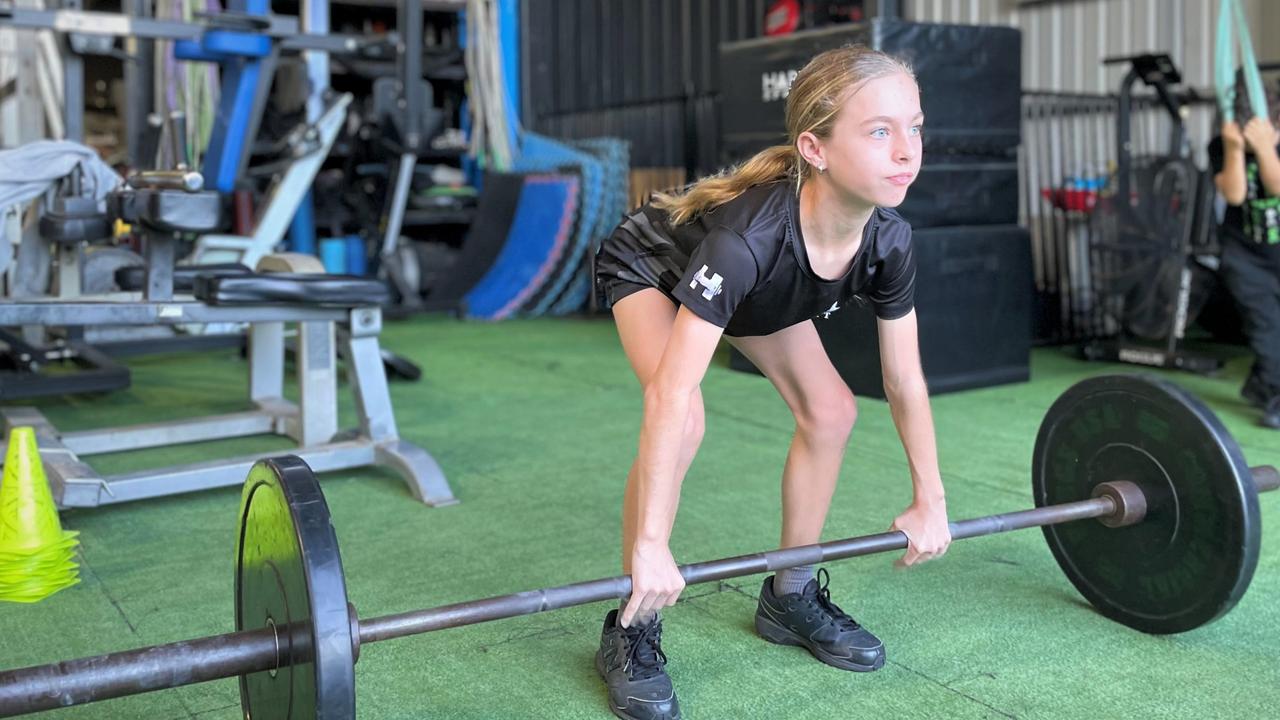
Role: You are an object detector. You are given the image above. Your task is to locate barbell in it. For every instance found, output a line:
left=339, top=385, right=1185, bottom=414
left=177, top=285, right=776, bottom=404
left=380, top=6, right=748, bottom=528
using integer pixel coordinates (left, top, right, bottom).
left=0, top=374, right=1275, bottom=717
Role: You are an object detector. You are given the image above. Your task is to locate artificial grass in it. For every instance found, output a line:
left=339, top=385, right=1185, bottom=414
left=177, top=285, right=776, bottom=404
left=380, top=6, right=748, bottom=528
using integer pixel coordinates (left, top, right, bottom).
left=1, top=316, right=1277, bottom=719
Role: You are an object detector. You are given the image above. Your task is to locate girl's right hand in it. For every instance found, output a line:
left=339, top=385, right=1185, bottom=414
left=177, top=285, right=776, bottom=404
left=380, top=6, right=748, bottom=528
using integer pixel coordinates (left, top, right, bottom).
left=1223, top=121, right=1245, bottom=151
left=621, top=541, right=686, bottom=627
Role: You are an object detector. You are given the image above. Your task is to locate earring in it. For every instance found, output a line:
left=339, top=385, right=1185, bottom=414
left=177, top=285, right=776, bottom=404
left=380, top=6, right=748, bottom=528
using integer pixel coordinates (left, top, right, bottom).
left=817, top=165, right=827, bottom=174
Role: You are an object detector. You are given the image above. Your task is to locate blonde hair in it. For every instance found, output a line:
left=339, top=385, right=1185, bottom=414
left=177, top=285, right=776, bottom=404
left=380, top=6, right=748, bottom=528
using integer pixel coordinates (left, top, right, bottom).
left=653, top=45, right=915, bottom=225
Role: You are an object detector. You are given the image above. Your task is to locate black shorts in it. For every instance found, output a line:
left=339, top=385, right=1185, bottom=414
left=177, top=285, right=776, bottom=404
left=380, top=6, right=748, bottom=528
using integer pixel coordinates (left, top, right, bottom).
left=595, top=255, right=653, bottom=308
left=594, top=233, right=677, bottom=309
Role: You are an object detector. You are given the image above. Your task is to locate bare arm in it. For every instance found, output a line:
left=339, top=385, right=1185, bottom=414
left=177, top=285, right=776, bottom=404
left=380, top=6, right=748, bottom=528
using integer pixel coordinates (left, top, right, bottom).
left=621, top=305, right=723, bottom=626
left=877, top=309, right=951, bottom=566
left=1257, top=149, right=1280, bottom=197
left=1245, top=117, right=1280, bottom=196
left=1216, top=123, right=1249, bottom=205
left=635, top=306, right=724, bottom=544
left=876, top=310, right=943, bottom=503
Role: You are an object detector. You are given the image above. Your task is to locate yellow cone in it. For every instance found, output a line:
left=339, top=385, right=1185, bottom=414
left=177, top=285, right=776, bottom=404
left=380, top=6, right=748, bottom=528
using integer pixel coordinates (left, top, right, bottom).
left=0, top=427, right=71, bottom=553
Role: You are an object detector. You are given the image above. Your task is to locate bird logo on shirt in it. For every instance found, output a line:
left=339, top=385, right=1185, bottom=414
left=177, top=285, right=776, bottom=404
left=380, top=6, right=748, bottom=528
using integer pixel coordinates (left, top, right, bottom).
left=820, top=301, right=841, bottom=319
left=690, top=265, right=724, bottom=301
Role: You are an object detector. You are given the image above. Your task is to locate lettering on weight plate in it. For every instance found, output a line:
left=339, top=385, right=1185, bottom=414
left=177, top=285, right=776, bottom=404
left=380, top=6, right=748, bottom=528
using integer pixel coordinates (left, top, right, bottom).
left=1070, top=409, right=1100, bottom=444
left=1136, top=409, right=1170, bottom=442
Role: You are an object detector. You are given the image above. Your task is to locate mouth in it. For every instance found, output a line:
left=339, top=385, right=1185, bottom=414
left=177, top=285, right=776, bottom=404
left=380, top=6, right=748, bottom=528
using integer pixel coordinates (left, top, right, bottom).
left=886, top=174, right=914, bottom=186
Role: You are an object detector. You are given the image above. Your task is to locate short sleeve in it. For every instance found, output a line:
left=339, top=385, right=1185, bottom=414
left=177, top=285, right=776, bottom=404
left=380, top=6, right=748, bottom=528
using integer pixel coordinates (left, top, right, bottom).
left=670, top=226, right=759, bottom=327
left=1208, top=136, right=1224, bottom=173
left=869, top=223, right=915, bottom=320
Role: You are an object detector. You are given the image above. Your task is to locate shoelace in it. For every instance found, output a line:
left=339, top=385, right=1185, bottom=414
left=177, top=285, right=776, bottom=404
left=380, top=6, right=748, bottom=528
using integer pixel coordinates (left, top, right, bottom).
left=623, top=621, right=668, bottom=680
left=811, top=568, right=862, bottom=633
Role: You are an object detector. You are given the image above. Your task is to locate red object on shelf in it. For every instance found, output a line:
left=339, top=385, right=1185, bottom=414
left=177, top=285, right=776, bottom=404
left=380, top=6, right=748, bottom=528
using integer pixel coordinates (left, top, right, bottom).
left=1041, top=187, right=1099, bottom=213
left=765, top=0, right=801, bottom=36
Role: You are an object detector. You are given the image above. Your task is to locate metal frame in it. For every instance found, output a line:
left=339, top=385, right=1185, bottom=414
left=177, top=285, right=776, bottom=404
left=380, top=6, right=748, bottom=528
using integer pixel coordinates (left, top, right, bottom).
left=191, top=93, right=352, bottom=269
left=0, top=298, right=456, bottom=508
left=0, top=5, right=364, bottom=54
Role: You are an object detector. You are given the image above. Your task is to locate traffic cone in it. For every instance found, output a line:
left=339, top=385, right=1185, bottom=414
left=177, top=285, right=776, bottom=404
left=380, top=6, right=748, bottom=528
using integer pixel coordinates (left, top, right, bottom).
left=0, top=427, right=79, bottom=602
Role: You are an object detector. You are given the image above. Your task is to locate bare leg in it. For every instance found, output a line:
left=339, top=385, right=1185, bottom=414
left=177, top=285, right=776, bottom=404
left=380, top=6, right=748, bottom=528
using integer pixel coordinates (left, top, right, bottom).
left=728, top=321, right=857, bottom=550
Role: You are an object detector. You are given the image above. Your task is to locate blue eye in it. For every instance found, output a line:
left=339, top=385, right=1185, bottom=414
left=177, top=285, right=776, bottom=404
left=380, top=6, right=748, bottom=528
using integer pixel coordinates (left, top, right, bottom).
left=871, top=127, right=889, bottom=138
left=910, top=125, right=923, bottom=136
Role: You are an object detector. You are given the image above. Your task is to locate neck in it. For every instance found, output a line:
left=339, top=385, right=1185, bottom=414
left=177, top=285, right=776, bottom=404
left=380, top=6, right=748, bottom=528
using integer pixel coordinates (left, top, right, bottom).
left=798, top=179, right=875, bottom=251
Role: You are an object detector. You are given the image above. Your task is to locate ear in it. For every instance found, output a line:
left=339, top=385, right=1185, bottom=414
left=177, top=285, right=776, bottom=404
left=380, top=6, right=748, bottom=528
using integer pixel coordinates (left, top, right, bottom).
left=795, top=131, right=826, bottom=173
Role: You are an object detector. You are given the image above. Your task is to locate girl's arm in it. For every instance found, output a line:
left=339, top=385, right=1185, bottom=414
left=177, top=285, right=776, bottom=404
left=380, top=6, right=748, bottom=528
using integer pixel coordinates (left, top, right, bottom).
left=622, top=305, right=723, bottom=626
left=876, top=309, right=950, bottom=566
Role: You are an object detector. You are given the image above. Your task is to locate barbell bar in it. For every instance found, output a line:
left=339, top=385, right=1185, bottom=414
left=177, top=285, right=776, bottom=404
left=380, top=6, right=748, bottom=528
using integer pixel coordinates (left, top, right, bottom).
left=0, top=374, right=1275, bottom=717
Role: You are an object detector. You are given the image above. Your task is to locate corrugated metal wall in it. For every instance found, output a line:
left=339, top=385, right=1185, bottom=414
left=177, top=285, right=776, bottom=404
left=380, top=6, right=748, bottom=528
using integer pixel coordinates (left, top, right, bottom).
left=907, top=0, right=1275, bottom=94
left=906, top=0, right=1280, bottom=343
left=905, top=0, right=1277, bottom=160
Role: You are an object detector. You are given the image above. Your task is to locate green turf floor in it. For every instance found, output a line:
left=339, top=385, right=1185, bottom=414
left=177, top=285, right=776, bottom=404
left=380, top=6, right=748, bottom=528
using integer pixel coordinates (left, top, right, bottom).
left=1, top=316, right=1278, bottom=719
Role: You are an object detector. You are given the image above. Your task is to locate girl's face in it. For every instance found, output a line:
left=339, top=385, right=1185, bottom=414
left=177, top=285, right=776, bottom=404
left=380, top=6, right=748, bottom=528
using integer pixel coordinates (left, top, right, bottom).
left=815, top=72, right=923, bottom=209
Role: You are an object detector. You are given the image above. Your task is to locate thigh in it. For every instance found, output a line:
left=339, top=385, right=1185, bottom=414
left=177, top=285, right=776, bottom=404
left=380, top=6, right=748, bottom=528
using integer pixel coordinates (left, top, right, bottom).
left=611, top=287, right=680, bottom=386
left=726, top=320, right=851, bottom=413
left=611, top=288, right=706, bottom=425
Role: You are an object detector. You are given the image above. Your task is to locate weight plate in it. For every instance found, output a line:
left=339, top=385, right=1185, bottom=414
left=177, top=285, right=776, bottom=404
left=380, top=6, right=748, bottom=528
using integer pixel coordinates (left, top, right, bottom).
left=1032, top=375, right=1261, bottom=634
left=236, top=457, right=356, bottom=719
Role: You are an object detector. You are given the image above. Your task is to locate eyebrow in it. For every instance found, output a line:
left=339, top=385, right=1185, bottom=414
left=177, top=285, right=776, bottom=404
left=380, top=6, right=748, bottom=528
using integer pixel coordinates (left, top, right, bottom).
left=861, top=113, right=925, bottom=125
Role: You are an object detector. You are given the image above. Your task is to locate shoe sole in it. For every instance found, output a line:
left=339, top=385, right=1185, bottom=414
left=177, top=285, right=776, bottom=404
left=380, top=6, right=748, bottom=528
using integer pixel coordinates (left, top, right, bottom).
left=595, top=650, right=681, bottom=720
left=755, top=614, right=886, bottom=672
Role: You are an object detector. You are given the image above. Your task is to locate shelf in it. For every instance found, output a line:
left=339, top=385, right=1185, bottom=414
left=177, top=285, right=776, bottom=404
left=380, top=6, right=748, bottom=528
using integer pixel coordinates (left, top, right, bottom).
left=330, top=0, right=465, bottom=10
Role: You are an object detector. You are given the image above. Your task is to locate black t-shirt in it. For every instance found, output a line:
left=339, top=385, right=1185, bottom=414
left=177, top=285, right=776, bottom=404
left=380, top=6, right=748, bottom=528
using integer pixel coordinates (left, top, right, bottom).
left=601, top=181, right=916, bottom=337
left=1208, top=136, right=1280, bottom=265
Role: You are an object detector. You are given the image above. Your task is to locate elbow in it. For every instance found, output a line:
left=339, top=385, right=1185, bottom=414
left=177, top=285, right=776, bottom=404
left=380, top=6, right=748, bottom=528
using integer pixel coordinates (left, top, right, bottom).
left=1215, top=174, right=1246, bottom=206
left=882, top=370, right=928, bottom=404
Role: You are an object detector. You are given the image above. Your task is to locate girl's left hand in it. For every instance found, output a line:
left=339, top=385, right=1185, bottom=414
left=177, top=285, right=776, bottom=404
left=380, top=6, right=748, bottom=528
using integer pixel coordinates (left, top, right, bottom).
left=890, top=498, right=952, bottom=567
left=1242, top=117, right=1279, bottom=154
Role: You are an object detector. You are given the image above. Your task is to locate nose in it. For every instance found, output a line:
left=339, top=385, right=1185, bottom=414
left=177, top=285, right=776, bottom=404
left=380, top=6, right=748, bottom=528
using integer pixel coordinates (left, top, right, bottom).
left=893, top=135, right=915, bottom=164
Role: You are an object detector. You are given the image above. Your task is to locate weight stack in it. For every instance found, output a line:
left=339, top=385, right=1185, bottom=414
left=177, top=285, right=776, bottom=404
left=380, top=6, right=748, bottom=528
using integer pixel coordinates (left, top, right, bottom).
left=730, top=225, right=1033, bottom=398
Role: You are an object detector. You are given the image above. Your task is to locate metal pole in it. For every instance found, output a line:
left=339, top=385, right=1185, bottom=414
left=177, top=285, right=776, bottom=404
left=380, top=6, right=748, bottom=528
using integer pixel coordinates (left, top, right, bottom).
left=0, top=627, right=279, bottom=714
left=0, top=469, right=1276, bottom=716
left=358, top=496, right=1117, bottom=643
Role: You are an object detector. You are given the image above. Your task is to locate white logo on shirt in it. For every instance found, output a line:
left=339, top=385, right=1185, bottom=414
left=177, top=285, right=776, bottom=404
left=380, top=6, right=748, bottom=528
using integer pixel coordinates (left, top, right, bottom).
left=690, top=265, right=723, bottom=301
left=820, top=301, right=841, bottom=319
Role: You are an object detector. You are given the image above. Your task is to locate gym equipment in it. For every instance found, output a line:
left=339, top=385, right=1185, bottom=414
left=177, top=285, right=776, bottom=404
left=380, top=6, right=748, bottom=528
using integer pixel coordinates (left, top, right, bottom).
left=1215, top=0, right=1269, bottom=123
left=0, top=183, right=455, bottom=509
left=0, top=374, right=1275, bottom=716
left=1080, top=54, right=1221, bottom=374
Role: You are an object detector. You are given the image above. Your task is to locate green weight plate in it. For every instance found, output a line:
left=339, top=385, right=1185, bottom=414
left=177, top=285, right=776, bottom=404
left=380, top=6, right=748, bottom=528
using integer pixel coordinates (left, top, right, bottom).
left=1032, top=375, right=1261, bottom=634
left=236, top=456, right=356, bottom=718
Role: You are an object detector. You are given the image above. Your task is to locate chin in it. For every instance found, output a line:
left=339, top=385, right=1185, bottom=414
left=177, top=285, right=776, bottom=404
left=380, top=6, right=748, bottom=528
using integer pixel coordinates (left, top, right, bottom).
left=877, top=187, right=911, bottom=208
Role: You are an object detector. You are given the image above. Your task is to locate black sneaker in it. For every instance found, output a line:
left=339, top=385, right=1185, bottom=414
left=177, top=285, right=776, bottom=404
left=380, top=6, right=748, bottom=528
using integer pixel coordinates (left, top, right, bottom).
left=754, top=569, right=885, bottom=672
left=1262, top=396, right=1280, bottom=429
left=1241, top=371, right=1272, bottom=409
left=595, top=609, right=681, bottom=720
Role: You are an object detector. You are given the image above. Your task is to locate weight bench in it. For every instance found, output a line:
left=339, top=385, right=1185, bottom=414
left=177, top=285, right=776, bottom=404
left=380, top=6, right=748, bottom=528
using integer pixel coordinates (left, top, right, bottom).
left=0, top=186, right=455, bottom=508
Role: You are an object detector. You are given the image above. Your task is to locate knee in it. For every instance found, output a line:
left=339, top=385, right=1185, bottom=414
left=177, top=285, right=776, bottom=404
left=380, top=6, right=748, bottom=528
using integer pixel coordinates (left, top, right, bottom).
left=796, top=391, right=857, bottom=445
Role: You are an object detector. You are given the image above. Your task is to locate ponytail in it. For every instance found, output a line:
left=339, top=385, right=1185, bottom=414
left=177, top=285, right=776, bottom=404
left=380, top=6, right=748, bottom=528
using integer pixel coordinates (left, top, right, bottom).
left=652, top=145, right=797, bottom=225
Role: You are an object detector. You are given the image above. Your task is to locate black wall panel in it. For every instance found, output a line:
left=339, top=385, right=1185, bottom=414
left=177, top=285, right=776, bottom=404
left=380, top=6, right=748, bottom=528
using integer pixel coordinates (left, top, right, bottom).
left=523, top=0, right=767, bottom=168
